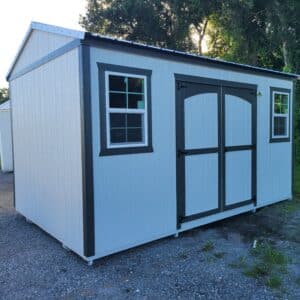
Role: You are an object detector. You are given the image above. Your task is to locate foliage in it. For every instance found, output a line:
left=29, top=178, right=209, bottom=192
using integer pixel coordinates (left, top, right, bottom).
left=202, top=241, right=214, bottom=252
left=266, top=275, right=282, bottom=288
left=0, top=88, right=9, bottom=104
left=242, top=242, right=288, bottom=289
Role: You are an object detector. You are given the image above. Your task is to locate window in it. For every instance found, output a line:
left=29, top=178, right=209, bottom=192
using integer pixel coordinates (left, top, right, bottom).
left=270, top=87, right=291, bottom=142
left=98, top=63, right=153, bottom=155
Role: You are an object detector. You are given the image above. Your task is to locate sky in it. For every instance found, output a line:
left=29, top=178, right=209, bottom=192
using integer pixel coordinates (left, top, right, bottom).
left=0, top=0, right=86, bottom=87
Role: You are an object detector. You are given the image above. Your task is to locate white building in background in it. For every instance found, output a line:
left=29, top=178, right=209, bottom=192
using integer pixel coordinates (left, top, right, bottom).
left=0, top=100, right=13, bottom=172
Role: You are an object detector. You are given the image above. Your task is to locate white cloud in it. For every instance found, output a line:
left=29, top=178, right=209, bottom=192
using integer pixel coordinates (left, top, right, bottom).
left=0, top=0, right=86, bottom=87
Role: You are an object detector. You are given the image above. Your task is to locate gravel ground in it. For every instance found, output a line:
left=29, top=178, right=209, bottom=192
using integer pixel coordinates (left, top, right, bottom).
left=1, top=171, right=300, bottom=299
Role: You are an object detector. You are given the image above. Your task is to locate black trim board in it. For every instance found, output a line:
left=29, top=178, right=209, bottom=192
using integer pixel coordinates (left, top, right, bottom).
left=269, top=87, right=291, bottom=143
left=174, top=74, right=257, bottom=91
left=84, top=34, right=298, bottom=81
left=8, top=39, right=81, bottom=81
left=97, top=63, right=153, bottom=156
left=292, top=80, right=297, bottom=199
left=79, top=44, right=95, bottom=257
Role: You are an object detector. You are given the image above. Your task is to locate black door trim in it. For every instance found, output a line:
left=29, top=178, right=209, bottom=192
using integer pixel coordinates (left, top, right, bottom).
left=178, top=147, right=219, bottom=156
left=225, top=145, right=254, bottom=152
left=175, top=74, right=257, bottom=90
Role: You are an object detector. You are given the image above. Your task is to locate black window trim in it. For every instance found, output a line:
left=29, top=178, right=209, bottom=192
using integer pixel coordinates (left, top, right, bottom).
left=98, top=63, right=153, bottom=156
left=270, top=87, right=291, bottom=143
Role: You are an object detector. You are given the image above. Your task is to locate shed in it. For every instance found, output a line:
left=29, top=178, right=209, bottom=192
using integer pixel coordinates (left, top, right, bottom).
left=7, top=22, right=299, bottom=264
left=0, top=100, right=13, bottom=172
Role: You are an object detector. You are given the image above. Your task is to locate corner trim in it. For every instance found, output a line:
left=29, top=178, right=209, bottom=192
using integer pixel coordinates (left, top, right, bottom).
left=8, top=87, right=16, bottom=208
left=292, top=80, right=297, bottom=198
left=79, top=44, right=95, bottom=257
left=269, top=87, right=291, bottom=143
left=97, top=63, right=153, bottom=156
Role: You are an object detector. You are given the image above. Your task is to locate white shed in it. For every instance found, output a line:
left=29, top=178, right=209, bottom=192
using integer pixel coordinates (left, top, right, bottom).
left=0, top=100, right=13, bottom=172
left=7, top=22, right=299, bottom=264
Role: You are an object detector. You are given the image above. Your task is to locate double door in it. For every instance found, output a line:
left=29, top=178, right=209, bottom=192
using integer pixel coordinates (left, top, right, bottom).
left=176, top=77, right=256, bottom=227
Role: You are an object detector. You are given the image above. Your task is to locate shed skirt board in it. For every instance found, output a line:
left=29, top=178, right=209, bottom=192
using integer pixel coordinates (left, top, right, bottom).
left=176, top=77, right=257, bottom=228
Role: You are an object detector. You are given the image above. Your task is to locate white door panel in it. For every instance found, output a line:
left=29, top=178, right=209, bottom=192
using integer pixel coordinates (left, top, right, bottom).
left=185, top=154, right=219, bottom=215
left=184, top=93, right=218, bottom=149
left=225, top=95, right=252, bottom=147
left=225, top=150, right=252, bottom=206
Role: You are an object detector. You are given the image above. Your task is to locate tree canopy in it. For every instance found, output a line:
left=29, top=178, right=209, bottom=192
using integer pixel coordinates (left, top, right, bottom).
left=80, top=0, right=300, bottom=73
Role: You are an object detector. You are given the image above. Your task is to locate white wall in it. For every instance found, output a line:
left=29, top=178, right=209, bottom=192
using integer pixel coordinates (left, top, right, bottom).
left=12, top=29, right=74, bottom=76
left=0, top=109, right=13, bottom=172
left=90, top=46, right=293, bottom=258
left=10, top=48, right=84, bottom=257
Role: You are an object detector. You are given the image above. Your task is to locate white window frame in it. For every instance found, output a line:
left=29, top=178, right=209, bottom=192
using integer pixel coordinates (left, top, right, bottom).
left=271, top=91, right=290, bottom=139
left=105, top=71, right=148, bottom=149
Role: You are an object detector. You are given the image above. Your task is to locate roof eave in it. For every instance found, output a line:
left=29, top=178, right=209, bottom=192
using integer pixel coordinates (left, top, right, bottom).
left=84, top=33, right=299, bottom=80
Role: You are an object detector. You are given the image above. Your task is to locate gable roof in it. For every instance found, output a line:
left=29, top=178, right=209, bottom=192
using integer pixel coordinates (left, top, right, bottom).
left=6, top=22, right=84, bottom=80
left=7, top=21, right=299, bottom=81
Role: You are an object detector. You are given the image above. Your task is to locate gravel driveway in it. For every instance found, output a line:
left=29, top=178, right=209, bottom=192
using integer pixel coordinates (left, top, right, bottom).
left=1, top=171, right=300, bottom=299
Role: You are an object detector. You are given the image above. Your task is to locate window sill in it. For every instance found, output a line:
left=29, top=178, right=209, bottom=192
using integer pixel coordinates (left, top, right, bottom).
left=269, top=137, right=290, bottom=143
left=99, top=145, right=153, bottom=156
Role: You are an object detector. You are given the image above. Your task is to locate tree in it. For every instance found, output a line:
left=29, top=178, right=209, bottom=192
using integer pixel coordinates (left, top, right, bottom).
left=80, top=0, right=195, bottom=51
left=80, top=0, right=222, bottom=53
left=0, top=88, right=8, bottom=105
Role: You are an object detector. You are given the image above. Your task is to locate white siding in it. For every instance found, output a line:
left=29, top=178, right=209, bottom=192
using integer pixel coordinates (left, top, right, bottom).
left=0, top=110, right=13, bottom=172
left=10, top=48, right=84, bottom=256
left=90, top=46, right=293, bottom=258
left=12, top=30, right=74, bottom=76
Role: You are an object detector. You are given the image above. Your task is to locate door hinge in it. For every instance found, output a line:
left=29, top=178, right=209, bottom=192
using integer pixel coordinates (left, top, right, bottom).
left=177, top=82, right=187, bottom=90
left=177, top=149, right=188, bottom=157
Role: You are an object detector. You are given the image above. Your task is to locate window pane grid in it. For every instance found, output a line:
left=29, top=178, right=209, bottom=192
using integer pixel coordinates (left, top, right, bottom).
left=272, top=91, right=289, bottom=138
left=109, top=112, right=145, bottom=144
left=106, top=72, right=148, bottom=148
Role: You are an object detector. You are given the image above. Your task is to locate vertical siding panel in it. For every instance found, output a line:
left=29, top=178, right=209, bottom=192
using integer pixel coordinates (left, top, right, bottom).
left=10, top=48, right=84, bottom=256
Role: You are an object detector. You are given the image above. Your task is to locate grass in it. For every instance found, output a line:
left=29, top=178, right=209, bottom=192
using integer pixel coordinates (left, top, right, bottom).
left=228, top=164, right=300, bottom=291
left=266, top=275, right=282, bottom=289
left=251, top=243, right=288, bottom=265
left=244, top=262, right=272, bottom=278
left=243, top=242, right=288, bottom=289
left=229, top=256, right=247, bottom=269
left=202, top=241, right=214, bottom=252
